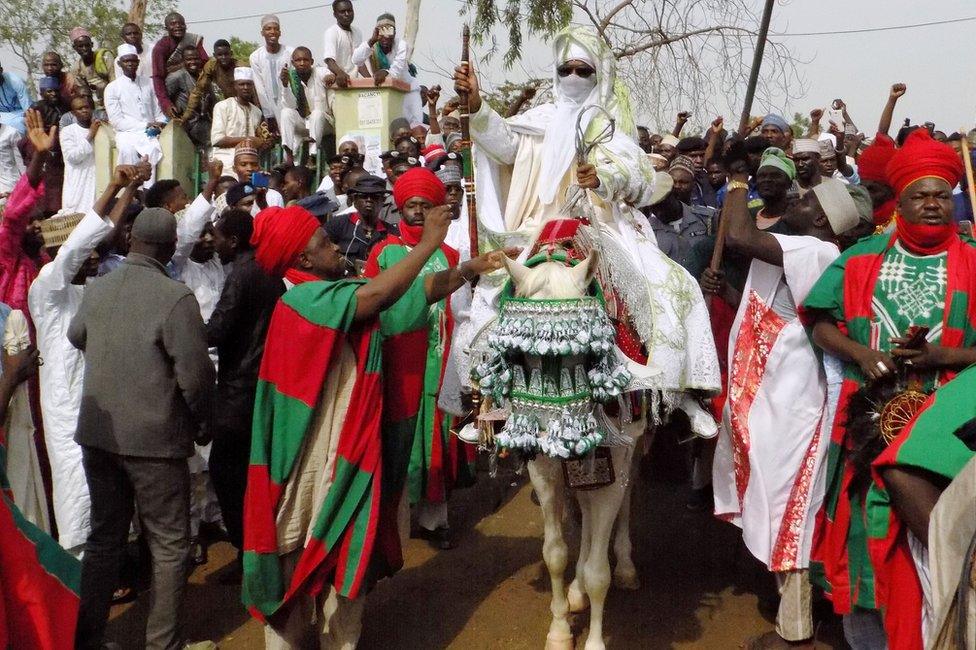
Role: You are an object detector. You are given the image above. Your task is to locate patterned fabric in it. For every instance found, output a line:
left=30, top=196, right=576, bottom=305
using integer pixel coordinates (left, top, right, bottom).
left=867, top=366, right=976, bottom=649
left=0, top=175, right=47, bottom=322
left=242, top=280, right=396, bottom=620
left=364, top=237, right=459, bottom=506
left=802, top=231, right=976, bottom=615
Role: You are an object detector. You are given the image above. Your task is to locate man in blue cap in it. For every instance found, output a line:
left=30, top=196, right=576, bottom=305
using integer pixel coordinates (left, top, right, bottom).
left=761, top=113, right=792, bottom=150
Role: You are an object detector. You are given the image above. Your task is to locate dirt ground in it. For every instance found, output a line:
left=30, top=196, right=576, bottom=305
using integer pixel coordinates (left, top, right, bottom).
left=107, top=454, right=848, bottom=649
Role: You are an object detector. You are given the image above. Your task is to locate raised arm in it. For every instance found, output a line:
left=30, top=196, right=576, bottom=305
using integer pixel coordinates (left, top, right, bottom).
left=24, top=108, right=54, bottom=187
left=454, top=61, right=518, bottom=165
left=424, top=248, right=516, bottom=304
left=878, top=84, right=906, bottom=136
left=672, top=111, right=690, bottom=138
left=353, top=204, right=451, bottom=321
left=722, top=171, right=783, bottom=265
left=505, top=85, right=536, bottom=118
left=703, top=116, right=723, bottom=164
left=427, top=85, right=441, bottom=135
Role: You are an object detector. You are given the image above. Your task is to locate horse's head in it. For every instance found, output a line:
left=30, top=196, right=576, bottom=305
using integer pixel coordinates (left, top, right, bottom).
left=502, top=251, right=600, bottom=300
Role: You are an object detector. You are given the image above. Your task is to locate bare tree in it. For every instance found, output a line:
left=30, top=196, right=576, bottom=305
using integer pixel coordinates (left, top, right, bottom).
left=464, top=0, right=804, bottom=131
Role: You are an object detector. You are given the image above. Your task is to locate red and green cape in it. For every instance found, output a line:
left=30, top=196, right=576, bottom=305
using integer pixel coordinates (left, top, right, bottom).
left=801, top=231, right=976, bottom=619
left=364, top=236, right=473, bottom=509
left=0, top=424, right=80, bottom=649
left=242, top=279, right=400, bottom=621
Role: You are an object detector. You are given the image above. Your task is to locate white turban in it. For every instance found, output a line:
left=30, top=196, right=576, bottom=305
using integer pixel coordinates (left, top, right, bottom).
left=812, top=178, right=858, bottom=235
left=793, top=139, right=821, bottom=155
left=117, top=44, right=138, bottom=59
left=564, top=42, right=595, bottom=67
left=261, top=14, right=279, bottom=27
left=660, top=134, right=680, bottom=148
left=234, top=67, right=254, bottom=82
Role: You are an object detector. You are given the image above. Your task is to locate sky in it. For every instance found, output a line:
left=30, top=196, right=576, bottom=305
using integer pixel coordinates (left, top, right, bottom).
left=4, top=1, right=975, bottom=134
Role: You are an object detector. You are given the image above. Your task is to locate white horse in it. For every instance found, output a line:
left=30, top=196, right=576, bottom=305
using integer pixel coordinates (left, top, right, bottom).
left=501, top=253, right=644, bottom=650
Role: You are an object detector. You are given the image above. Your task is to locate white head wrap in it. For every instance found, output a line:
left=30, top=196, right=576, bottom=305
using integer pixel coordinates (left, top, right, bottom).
left=812, top=178, right=858, bottom=235
left=793, top=139, right=821, bottom=155
left=261, top=14, right=280, bottom=27
left=117, top=44, right=138, bottom=59
left=234, top=67, right=254, bottom=82
left=564, top=43, right=595, bottom=67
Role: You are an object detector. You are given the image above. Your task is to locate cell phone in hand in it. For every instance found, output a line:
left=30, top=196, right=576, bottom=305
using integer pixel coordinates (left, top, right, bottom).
left=251, top=171, right=270, bottom=188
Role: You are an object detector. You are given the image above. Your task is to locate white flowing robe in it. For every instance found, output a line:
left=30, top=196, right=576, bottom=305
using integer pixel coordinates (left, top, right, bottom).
left=60, top=122, right=96, bottom=213
left=104, top=74, right=165, bottom=185
left=714, top=234, right=840, bottom=571
left=0, top=124, right=24, bottom=198
left=28, top=209, right=114, bottom=552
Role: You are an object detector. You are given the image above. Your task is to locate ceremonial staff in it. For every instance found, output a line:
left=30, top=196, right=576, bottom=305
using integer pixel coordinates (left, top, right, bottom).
left=960, top=127, right=976, bottom=222
left=458, top=25, right=480, bottom=258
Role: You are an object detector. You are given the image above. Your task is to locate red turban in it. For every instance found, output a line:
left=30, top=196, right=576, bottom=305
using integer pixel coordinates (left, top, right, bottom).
left=251, top=206, right=320, bottom=278
left=885, top=128, right=964, bottom=196
left=857, top=132, right=896, bottom=184
left=392, top=167, right=446, bottom=210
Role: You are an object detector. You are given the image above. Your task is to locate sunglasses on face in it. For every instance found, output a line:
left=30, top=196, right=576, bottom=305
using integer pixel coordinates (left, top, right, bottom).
left=557, top=65, right=595, bottom=79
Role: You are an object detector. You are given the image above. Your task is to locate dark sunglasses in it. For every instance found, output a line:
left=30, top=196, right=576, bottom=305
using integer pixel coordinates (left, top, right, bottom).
left=557, top=65, right=595, bottom=79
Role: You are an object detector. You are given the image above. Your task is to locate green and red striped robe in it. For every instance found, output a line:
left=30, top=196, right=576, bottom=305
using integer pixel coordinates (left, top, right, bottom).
left=242, top=279, right=399, bottom=621
left=0, top=424, right=80, bottom=649
left=364, top=236, right=469, bottom=508
left=802, top=231, right=976, bottom=620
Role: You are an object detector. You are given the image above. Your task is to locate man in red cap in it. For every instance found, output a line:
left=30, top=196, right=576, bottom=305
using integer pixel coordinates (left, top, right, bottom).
left=364, top=167, right=510, bottom=549
left=242, top=200, right=458, bottom=646
left=803, top=128, right=976, bottom=649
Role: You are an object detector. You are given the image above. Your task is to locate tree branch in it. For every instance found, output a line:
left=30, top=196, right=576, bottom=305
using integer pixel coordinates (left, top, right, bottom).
left=613, top=25, right=755, bottom=58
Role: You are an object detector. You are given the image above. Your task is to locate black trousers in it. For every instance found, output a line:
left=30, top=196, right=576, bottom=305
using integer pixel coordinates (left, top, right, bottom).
left=76, top=446, right=190, bottom=650
left=209, top=424, right=251, bottom=550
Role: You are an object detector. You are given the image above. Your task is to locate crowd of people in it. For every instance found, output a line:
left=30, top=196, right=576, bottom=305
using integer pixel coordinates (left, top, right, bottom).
left=0, top=5, right=973, bottom=650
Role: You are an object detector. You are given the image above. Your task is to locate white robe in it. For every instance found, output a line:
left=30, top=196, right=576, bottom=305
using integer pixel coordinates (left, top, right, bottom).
left=279, top=67, right=332, bottom=153
left=210, top=98, right=264, bottom=168
left=250, top=44, right=295, bottom=124
left=1, top=308, right=49, bottom=533
left=714, top=234, right=840, bottom=571
left=28, top=208, right=114, bottom=552
left=172, top=194, right=223, bottom=321
left=104, top=74, right=165, bottom=185
left=113, top=43, right=154, bottom=83
left=59, top=122, right=96, bottom=214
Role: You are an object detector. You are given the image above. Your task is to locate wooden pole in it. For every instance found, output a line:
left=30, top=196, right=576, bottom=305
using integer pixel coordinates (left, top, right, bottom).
left=737, top=0, right=776, bottom=134
left=404, top=0, right=421, bottom=57
left=459, top=25, right=480, bottom=258
left=960, top=128, right=976, bottom=218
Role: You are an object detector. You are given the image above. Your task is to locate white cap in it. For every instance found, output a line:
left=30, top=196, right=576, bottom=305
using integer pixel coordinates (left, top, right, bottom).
left=660, top=134, right=680, bottom=148
left=234, top=67, right=254, bottom=82
left=261, top=14, right=279, bottom=27
left=117, top=44, right=138, bottom=59
left=793, top=139, right=821, bottom=155
left=813, top=178, right=858, bottom=236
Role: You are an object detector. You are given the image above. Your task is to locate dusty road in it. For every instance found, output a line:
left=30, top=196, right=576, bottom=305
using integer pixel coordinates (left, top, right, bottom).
left=107, top=457, right=847, bottom=649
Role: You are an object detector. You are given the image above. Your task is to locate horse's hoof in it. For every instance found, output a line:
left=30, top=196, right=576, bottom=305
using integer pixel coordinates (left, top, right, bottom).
left=582, top=638, right=606, bottom=650
left=567, top=585, right=589, bottom=613
left=545, top=634, right=575, bottom=650
left=613, top=571, right=640, bottom=590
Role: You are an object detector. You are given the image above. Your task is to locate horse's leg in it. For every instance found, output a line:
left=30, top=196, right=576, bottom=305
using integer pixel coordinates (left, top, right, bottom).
left=527, top=457, right=573, bottom=650
left=612, top=441, right=640, bottom=590
left=568, top=491, right=591, bottom=613
left=582, top=441, right=639, bottom=650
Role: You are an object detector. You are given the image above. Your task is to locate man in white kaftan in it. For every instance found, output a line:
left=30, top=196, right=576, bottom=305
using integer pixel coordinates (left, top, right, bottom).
left=60, top=116, right=97, bottom=214
left=28, top=167, right=144, bottom=554
left=104, top=45, right=165, bottom=187
left=249, top=15, right=294, bottom=129
left=278, top=48, right=331, bottom=157
left=452, top=26, right=721, bottom=415
left=712, top=169, right=873, bottom=644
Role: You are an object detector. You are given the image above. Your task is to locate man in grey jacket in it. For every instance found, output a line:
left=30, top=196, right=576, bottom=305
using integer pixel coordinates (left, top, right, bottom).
left=69, top=207, right=215, bottom=650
